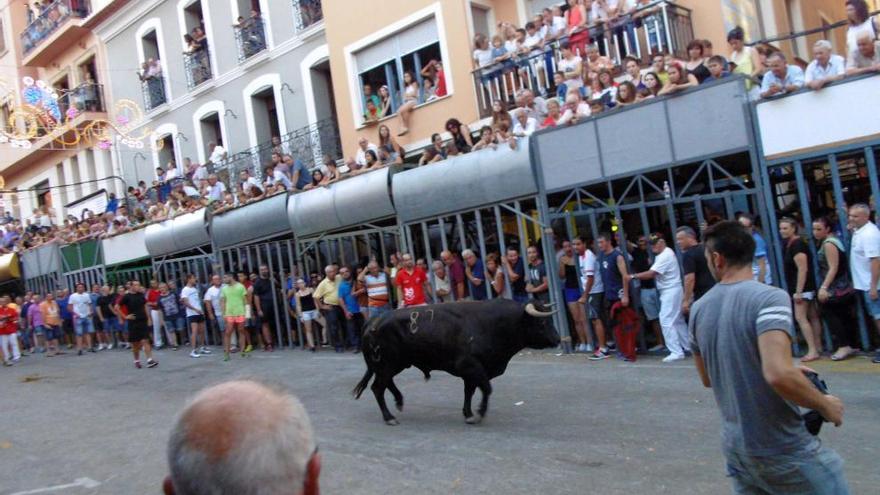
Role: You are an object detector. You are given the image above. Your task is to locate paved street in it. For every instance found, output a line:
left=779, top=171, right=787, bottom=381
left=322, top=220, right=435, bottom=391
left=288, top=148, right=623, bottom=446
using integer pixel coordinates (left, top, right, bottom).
left=0, top=347, right=877, bottom=495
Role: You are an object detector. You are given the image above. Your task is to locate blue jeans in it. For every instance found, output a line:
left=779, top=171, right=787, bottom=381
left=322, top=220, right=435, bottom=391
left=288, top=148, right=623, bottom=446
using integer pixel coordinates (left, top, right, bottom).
left=73, top=316, right=95, bottom=336
left=724, top=444, right=849, bottom=494
left=367, top=305, right=391, bottom=320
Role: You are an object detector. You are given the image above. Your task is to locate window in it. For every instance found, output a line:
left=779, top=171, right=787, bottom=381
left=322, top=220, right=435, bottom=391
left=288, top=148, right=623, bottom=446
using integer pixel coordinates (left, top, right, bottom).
left=354, top=17, right=443, bottom=123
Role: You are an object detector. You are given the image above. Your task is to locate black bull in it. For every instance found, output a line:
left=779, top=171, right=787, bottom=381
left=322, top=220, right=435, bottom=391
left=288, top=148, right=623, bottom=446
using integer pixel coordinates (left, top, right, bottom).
left=353, top=299, right=560, bottom=425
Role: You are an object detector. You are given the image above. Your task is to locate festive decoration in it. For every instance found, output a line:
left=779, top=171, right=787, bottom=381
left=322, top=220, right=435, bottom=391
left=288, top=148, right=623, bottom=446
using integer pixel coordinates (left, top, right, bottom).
left=0, top=77, right=161, bottom=152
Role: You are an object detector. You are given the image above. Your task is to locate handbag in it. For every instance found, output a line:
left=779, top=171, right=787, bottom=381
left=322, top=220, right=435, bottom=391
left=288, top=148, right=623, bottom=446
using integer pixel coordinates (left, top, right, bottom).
left=821, top=238, right=855, bottom=302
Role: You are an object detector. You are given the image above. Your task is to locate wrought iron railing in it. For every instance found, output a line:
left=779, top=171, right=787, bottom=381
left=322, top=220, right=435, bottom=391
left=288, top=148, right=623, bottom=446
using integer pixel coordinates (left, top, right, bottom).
left=21, top=0, right=91, bottom=56
left=234, top=17, right=268, bottom=62
left=471, top=1, right=693, bottom=118
left=292, top=0, right=323, bottom=32
left=213, top=117, right=342, bottom=188
left=141, top=76, right=167, bottom=111
left=184, top=48, right=212, bottom=90
left=56, top=83, right=105, bottom=118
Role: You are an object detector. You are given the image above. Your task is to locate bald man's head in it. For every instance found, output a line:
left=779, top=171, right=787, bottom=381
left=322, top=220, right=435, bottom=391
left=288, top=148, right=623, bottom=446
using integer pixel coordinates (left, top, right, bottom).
left=164, top=380, right=320, bottom=495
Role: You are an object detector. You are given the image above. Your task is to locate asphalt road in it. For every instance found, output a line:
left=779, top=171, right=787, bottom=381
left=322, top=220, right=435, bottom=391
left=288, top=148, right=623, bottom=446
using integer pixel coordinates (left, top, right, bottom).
left=0, top=347, right=877, bottom=494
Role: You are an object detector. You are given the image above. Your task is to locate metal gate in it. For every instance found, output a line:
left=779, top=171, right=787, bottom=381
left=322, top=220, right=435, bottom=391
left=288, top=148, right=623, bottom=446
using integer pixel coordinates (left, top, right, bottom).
left=64, top=266, right=107, bottom=291
left=25, top=273, right=62, bottom=296
left=152, top=251, right=216, bottom=289
left=61, top=240, right=106, bottom=291
left=544, top=157, right=767, bottom=350
left=218, top=237, right=299, bottom=348
left=106, top=263, right=154, bottom=288
left=297, top=224, right=402, bottom=279
left=763, top=141, right=880, bottom=351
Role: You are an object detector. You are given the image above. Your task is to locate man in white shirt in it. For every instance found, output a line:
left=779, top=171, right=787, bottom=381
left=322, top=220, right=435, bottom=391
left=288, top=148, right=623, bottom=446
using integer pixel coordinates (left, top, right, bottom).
left=846, top=32, right=880, bottom=76
left=805, top=40, right=845, bottom=90
left=540, top=8, right=567, bottom=41
left=68, top=282, right=95, bottom=355
left=203, top=274, right=227, bottom=349
left=352, top=137, right=380, bottom=168
left=206, top=174, right=226, bottom=202
left=511, top=108, right=537, bottom=137
left=239, top=170, right=260, bottom=194
left=574, top=236, right=610, bottom=359
left=847, top=204, right=880, bottom=364
left=628, top=233, right=689, bottom=362
left=207, top=142, right=227, bottom=165
left=180, top=273, right=208, bottom=358
left=514, top=89, right=548, bottom=122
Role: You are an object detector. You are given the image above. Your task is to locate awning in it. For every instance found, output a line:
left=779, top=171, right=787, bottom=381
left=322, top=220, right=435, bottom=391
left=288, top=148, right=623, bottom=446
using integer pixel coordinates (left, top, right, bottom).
left=392, top=140, right=535, bottom=223
left=287, top=167, right=395, bottom=237
left=0, top=253, right=21, bottom=282
left=144, top=209, right=211, bottom=257
left=212, top=193, right=290, bottom=248
left=21, top=242, right=62, bottom=278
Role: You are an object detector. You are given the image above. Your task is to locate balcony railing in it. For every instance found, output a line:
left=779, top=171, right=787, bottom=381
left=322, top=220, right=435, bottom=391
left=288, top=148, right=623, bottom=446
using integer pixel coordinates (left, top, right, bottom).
left=234, top=17, right=268, bottom=62
left=21, top=0, right=91, bottom=56
left=56, top=83, right=105, bottom=120
left=141, top=76, right=167, bottom=111
left=184, top=48, right=212, bottom=90
left=213, top=117, right=342, bottom=187
left=292, top=0, right=323, bottom=32
left=472, top=1, right=693, bottom=118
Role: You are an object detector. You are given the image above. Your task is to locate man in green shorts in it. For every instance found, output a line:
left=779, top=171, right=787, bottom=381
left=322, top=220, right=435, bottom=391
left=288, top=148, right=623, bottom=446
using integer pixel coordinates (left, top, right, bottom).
left=220, top=273, right=249, bottom=361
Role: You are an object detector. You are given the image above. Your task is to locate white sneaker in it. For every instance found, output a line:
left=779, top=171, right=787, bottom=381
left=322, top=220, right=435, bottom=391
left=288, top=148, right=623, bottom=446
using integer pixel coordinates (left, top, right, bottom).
left=585, top=344, right=594, bottom=353
left=199, top=346, right=212, bottom=355
left=662, top=354, right=685, bottom=363
left=190, top=350, right=200, bottom=358
left=107, top=343, right=114, bottom=350
left=98, top=344, right=105, bottom=351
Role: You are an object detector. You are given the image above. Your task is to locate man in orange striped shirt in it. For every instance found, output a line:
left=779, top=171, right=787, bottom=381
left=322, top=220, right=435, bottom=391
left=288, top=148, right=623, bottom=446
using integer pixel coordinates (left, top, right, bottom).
left=358, top=261, right=391, bottom=320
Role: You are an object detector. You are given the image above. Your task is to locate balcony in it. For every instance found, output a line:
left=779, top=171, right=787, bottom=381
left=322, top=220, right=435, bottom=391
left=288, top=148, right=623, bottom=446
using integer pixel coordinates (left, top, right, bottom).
left=183, top=48, right=212, bottom=90
left=213, top=117, right=342, bottom=186
left=56, top=82, right=105, bottom=118
left=472, top=1, right=693, bottom=118
left=141, top=76, right=167, bottom=112
left=292, top=0, right=323, bottom=32
left=20, top=0, right=91, bottom=67
left=234, top=17, right=268, bottom=62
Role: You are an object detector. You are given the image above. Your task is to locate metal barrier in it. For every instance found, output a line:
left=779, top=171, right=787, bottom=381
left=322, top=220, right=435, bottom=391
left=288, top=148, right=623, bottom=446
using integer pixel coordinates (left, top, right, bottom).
left=184, top=48, right=212, bottom=90
left=471, top=1, right=693, bottom=118
left=234, top=17, right=268, bottom=62
left=20, top=0, right=90, bottom=56
left=57, top=83, right=105, bottom=117
left=22, top=243, right=64, bottom=296
left=292, top=0, right=323, bottom=31
left=218, top=238, right=300, bottom=348
left=142, top=76, right=167, bottom=111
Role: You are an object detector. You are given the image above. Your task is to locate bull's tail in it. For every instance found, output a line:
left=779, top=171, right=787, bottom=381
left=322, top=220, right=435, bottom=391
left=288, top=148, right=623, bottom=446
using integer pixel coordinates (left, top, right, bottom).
left=352, top=369, right=374, bottom=399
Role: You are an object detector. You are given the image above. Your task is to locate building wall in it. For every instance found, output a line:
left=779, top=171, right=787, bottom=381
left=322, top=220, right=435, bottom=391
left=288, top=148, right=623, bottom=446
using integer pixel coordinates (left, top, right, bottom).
left=325, top=0, right=482, bottom=157
left=96, top=0, right=331, bottom=185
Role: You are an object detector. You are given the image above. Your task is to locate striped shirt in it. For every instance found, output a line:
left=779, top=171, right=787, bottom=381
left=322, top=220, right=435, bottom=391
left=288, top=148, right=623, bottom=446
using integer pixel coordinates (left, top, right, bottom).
left=364, top=273, right=390, bottom=307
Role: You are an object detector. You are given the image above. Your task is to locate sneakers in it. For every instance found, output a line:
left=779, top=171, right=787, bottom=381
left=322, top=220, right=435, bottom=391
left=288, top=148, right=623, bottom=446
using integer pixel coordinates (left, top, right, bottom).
left=199, top=346, right=212, bottom=355
left=575, top=344, right=585, bottom=353
left=146, top=359, right=158, bottom=368
left=224, top=352, right=230, bottom=362
left=3, top=361, right=12, bottom=367
left=96, top=344, right=104, bottom=351
left=190, top=350, right=201, bottom=358
left=77, top=349, right=83, bottom=356
left=588, top=348, right=611, bottom=361
left=134, top=360, right=142, bottom=369
left=872, top=352, right=880, bottom=364
left=244, top=344, right=253, bottom=353
left=585, top=343, right=594, bottom=353
left=662, top=354, right=685, bottom=363
left=107, top=344, right=114, bottom=350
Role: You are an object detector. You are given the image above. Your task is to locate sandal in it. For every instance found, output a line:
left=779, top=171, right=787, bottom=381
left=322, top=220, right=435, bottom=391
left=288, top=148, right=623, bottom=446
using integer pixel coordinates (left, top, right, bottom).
left=801, top=354, right=821, bottom=363
left=830, top=351, right=854, bottom=361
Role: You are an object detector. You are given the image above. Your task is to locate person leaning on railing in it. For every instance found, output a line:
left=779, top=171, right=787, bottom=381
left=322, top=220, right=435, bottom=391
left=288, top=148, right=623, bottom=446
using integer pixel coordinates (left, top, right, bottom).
left=846, top=32, right=880, bottom=76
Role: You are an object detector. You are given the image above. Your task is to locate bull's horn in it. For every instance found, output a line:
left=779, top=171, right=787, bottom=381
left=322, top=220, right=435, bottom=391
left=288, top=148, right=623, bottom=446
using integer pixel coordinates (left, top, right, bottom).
left=525, top=303, right=556, bottom=318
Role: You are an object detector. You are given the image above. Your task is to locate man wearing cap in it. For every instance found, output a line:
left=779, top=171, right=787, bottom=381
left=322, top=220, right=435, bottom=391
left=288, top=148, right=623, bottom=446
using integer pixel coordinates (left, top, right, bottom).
left=627, top=233, right=689, bottom=362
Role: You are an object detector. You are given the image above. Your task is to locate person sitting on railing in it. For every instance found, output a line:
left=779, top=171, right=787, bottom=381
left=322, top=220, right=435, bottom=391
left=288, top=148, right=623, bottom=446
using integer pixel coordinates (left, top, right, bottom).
left=702, top=56, right=731, bottom=84
left=759, top=52, right=804, bottom=99
left=658, top=62, right=699, bottom=96
left=846, top=32, right=880, bottom=76
left=378, top=124, right=406, bottom=163
left=805, top=40, right=845, bottom=90
left=396, top=71, right=420, bottom=136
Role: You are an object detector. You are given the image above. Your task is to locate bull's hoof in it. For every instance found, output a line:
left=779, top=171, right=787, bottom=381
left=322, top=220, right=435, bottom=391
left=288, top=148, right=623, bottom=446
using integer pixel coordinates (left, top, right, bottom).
left=465, top=414, right=483, bottom=425
left=385, top=418, right=400, bottom=426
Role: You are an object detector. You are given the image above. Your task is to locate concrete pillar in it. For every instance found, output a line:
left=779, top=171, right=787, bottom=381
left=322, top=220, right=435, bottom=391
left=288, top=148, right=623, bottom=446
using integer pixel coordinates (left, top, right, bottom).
left=50, top=164, right=66, bottom=224
left=94, top=148, right=120, bottom=197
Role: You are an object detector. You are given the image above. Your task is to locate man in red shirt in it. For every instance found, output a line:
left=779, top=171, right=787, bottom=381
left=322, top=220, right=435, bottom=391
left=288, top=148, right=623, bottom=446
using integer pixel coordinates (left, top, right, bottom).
left=0, top=296, right=22, bottom=365
left=395, top=253, right=433, bottom=308
left=145, top=279, right=165, bottom=349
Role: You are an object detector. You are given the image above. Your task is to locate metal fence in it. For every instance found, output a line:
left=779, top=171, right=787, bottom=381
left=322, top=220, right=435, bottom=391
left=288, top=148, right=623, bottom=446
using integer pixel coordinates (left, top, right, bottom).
left=213, top=117, right=342, bottom=186
left=472, top=1, right=693, bottom=118
left=21, top=0, right=91, bottom=55
left=234, top=17, right=268, bottom=62
left=292, top=0, right=323, bottom=32
left=57, top=83, right=105, bottom=118
left=141, top=76, right=167, bottom=111
left=184, top=48, right=212, bottom=90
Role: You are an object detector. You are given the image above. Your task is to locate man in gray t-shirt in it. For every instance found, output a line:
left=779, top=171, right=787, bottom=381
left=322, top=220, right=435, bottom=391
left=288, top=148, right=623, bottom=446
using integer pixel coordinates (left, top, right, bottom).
left=690, top=221, right=848, bottom=494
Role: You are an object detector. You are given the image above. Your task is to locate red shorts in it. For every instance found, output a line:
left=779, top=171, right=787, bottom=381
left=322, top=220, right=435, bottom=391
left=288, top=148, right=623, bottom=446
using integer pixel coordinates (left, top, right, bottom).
left=225, top=316, right=245, bottom=325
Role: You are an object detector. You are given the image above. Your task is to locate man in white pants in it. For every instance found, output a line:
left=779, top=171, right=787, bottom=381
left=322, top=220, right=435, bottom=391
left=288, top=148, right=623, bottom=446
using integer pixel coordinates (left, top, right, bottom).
left=627, top=233, right=689, bottom=362
left=0, top=296, right=21, bottom=366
